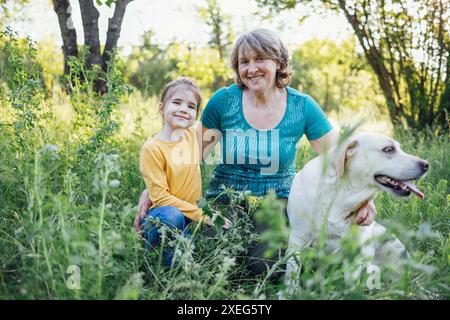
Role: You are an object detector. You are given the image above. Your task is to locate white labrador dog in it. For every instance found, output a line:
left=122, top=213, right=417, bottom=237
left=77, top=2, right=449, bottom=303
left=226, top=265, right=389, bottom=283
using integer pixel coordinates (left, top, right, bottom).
left=284, top=132, right=428, bottom=294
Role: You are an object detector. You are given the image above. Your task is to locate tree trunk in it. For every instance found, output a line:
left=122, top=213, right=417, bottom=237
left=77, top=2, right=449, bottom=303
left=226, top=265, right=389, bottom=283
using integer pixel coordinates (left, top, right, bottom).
left=437, top=59, right=450, bottom=129
left=79, top=0, right=102, bottom=69
left=53, top=0, right=132, bottom=94
left=338, top=0, right=402, bottom=125
left=52, top=0, right=78, bottom=76
left=93, top=0, right=133, bottom=93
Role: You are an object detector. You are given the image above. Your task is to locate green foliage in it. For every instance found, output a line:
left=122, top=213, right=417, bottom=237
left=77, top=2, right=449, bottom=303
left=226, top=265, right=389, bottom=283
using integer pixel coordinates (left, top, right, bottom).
left=95, top=0, right=116, bottom=7
left=254, top=191, right=289, bottom=259
left=0, top=27, right=47, bottom=149
left=291, top=38, right=384, bottom=113
left=285, top=222, right=444, bottom=299
left=0, top=27, right=448, bottom=300
left=257, top=0, right=450, bottom=129
left=126, top=31, right=179, bottom=98
left=35, top=36, right=64, bottom=89
left=173, top=45, right=234, bottom=97
left=71, top=49, right=133, bottom=157
left=0, top=0, right=29, bottom=22
left=58, top=47, right=133, bottom=199
left=126, top=31, right=234, bottom=98
left=197, top=0, right=234, bottom=60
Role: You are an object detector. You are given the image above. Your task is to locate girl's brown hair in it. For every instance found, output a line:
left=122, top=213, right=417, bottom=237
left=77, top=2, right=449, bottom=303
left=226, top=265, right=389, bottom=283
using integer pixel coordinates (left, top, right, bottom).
left=230, top=29, right=293, bottom=89
left=160, top=77, right=202, bottom=119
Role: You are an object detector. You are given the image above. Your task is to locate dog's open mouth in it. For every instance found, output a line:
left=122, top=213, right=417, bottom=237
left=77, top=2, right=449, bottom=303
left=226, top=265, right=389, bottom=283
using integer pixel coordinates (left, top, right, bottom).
left=374, top=175, right=424, bottom=199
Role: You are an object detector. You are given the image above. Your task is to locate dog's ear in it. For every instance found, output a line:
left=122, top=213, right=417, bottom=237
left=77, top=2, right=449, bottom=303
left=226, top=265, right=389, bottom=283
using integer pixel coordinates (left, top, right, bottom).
left=331, top=139, right=358, bottom=179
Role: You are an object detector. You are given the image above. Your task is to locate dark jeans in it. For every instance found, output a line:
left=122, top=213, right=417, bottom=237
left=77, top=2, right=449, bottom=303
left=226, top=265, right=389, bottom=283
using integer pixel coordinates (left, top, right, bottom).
left=212, top=197, right=289, bottom=281
left=142, top=206, right=191, bottom=267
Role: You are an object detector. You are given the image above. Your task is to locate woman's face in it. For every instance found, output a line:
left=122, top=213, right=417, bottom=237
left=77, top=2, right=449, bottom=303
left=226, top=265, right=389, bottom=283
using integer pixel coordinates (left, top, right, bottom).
left=237, top=47, right=279, bottom=93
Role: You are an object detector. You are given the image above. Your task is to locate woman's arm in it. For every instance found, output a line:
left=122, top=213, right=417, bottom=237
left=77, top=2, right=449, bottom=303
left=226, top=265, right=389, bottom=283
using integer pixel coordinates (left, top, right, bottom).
left=308, top=128, right=339, bottom=154
left=196, top=123, right=222, bottom=161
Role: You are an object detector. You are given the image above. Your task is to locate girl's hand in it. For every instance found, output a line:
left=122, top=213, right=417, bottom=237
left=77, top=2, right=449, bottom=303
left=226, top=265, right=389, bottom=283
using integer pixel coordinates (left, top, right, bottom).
left=354, top=200, right=376, bottom=226
left=222, top=217, right=232, bottom=230
left=134, top=189, right=152, bottom=233
left=206, top=216, right=232, bottom=230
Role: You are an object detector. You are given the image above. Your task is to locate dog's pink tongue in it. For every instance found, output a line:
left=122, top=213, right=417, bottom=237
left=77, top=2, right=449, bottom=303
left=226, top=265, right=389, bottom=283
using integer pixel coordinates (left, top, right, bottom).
left=404, top=181, right=424, bottom=199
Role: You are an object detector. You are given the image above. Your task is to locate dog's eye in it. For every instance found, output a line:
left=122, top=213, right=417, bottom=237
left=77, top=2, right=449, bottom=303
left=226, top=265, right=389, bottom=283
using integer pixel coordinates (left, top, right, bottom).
left=382, top=146, right=396, bottom=153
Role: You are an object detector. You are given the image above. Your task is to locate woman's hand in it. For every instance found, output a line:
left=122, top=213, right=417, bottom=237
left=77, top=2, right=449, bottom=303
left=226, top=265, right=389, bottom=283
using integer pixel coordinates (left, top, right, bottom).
left=134, top=189, right=152, bottom=233
left=354, top=200, right=377, bottom=226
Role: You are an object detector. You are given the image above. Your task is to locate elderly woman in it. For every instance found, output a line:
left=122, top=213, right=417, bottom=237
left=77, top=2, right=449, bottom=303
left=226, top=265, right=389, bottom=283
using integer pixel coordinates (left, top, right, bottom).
left=136, top=29, right=376, bottom=275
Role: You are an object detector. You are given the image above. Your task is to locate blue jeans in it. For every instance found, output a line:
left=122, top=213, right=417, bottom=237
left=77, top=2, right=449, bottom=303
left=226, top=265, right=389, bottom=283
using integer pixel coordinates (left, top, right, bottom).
left=142, top=206, right=191, bottom=267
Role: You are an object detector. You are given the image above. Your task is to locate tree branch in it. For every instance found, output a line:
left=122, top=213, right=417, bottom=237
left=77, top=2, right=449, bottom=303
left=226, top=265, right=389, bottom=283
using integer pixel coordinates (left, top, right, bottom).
left=52, top=0, right=78, bottom=75
left=338, top=0, right=400, bottom=121
left=102, top=0, right=133, bottom=71
left=380, top=0, right=402, bottom=115
left=429, top=0, right=446, bottom=125
left=79, top=0, right=101, bottom=68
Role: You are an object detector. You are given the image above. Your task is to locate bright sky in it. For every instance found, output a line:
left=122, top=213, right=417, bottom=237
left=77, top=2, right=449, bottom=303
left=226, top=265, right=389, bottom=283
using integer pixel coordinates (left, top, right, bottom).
left=7, top=0, right=352, bottom=54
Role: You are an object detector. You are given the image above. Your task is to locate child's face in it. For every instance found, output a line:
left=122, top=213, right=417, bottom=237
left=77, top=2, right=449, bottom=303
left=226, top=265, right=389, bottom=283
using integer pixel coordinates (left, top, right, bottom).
left=159, top=88, right=198, bottom=129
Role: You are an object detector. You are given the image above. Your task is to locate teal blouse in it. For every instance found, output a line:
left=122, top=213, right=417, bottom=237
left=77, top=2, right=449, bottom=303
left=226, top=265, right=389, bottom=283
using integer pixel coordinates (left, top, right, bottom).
left=201, top=83, right=333, bottom=199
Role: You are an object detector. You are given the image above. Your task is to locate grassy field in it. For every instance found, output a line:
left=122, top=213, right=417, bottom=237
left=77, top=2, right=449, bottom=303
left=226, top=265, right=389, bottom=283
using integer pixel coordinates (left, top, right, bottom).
left=1, top=85, right=448, bottom=300
left=0, top=35, right=448, bottom=299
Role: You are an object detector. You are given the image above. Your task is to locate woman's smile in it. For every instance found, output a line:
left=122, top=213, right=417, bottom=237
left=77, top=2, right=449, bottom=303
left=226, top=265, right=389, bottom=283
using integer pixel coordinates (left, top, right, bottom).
left=248, top=75, right=264, bottom=82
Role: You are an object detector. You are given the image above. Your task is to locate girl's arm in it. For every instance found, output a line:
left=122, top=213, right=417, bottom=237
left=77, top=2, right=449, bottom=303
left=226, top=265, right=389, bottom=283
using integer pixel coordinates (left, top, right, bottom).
left=135, top=188, right=152, bottom=232
left=136, top=132, right=231, bottom=232
left=135, top=187, right=231, bottom=232
left=140, top=144, right=205, bottom=223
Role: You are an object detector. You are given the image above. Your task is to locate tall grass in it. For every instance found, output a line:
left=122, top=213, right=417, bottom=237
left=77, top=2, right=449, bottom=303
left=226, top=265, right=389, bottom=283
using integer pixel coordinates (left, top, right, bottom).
left=0, top=29, right=448, bottom=299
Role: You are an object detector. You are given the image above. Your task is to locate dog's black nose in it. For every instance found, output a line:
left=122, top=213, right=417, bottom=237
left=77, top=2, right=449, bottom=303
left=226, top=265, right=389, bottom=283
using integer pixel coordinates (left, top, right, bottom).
left=419, top=160, right=429, bottom=172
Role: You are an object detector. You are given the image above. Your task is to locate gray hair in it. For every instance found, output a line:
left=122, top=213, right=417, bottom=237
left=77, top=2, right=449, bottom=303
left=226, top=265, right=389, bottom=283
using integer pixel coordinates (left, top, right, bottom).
left=230, top=29, right=293, bottom=89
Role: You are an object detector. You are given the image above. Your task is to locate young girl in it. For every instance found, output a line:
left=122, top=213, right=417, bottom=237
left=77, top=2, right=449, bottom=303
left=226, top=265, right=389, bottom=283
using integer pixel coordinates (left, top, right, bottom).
left=138, top=77, right=230, bottom=267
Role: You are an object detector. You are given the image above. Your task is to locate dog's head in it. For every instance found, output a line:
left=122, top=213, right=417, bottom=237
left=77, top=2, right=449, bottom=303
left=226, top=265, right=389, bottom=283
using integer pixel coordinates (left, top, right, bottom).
left=331, top=132, right=429, bottom=198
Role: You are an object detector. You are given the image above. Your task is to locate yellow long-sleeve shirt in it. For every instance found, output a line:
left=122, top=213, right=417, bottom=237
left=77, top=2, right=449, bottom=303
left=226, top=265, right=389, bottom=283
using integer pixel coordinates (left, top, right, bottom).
left=139, top=126, right=205, bottom=222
